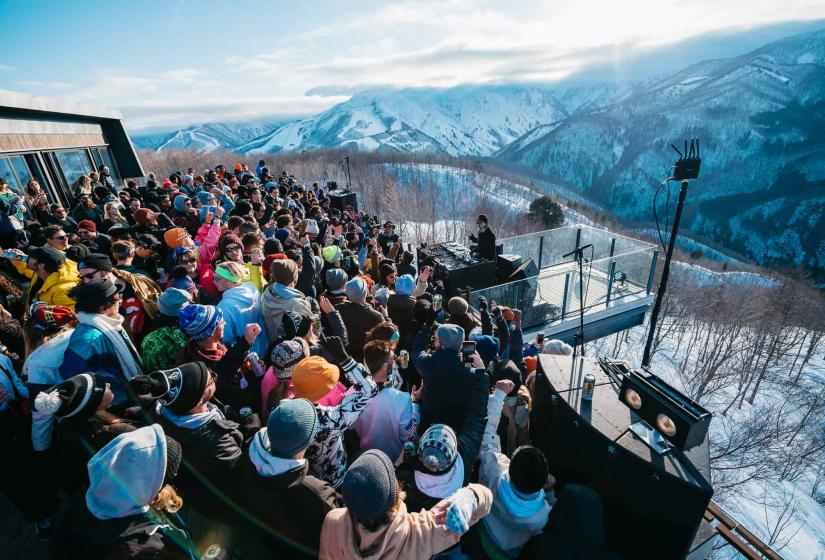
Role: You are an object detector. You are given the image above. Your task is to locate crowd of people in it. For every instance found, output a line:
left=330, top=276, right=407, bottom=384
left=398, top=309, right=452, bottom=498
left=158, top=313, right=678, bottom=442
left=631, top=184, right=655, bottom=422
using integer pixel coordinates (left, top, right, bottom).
left=0, top=161, right=617, bottom=559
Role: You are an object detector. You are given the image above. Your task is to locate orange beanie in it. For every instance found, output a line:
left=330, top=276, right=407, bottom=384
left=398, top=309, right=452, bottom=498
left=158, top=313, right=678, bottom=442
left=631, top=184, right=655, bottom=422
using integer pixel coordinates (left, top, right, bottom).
left=524, top=356, right=538, bottom=374
left=292, top=356, right=340, bottom=403
left=164, top=228, right=188, bottom=249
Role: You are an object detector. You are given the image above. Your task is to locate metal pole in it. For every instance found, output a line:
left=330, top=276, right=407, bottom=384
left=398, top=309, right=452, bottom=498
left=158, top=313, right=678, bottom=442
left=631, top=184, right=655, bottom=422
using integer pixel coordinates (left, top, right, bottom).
left=561, top=272, right=571, bottom=319
left=642, top=179, right=688, bottom=367
left=345, top=156, right=352, bottom=189
left=606, top=260, right=616, bottom=307
left=538, top=235, right=544, bottom=269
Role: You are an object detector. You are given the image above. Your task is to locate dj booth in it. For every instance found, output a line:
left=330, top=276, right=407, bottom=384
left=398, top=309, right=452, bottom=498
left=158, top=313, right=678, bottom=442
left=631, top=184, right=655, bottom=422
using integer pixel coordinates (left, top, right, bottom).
left=418, top=241, right=538, bottom=298
left=531, top=355, right=715, bottom=560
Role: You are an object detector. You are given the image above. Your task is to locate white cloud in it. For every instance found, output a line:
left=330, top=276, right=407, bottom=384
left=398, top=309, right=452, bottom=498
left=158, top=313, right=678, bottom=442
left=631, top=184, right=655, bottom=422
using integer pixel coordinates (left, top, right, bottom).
left=0, top=64, right=13, bottom=72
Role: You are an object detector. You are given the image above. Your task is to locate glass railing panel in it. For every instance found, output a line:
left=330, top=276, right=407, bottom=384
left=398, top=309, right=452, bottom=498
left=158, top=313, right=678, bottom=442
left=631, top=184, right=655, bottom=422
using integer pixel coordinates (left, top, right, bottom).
left=470, top=270, right=569, bottom=328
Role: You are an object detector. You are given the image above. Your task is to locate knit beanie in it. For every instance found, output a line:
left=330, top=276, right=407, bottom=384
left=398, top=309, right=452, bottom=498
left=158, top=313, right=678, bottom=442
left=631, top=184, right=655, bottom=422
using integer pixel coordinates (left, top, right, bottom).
left=472, top=334, right=499, bottom=363
left=394, top=274, right=415, bottom=297
left=178, top=304, right=223, bottom=341
left=157, top=288, right=192, bottom=317
left=313, top=255, right=324, bottom=273
left=326, top=268, right=348, bottom=292
left=275, top=228, right=291, bottom=243
left=341, top=450, right=398, bottom=525
left=129, top=362, right=210, bottom=415
left=164, top=227, right=188, bottom=249
left=436, top=324, right=464, bottom=352
left=418, top=424, right=458, bottom=474
left=173, top=195, right=189, bottom=213
left=34, top=373, right=106, bottom=419
left=77, top=219, right=96, bottom=233
left=65, top=243, right=90, bottom=262
left=292, top=356, right=340, bottom=403
left=134, top=208, right=157, bottom=226
left=219, top=233, right=243, bottom=258
left=345, top=277, right=368, bottom=304
left=28, top=302, right=76, bottom=332
left=270, top=339, right=307, bottom=380
left=509, top=445, right=549, bottom=494
left=322, top=245, right=342, bottom=264
left=448, top=296, right=469, bottom=317
left=373, top=286, right=390, bottom=307
left=282, top=311, right=312, bottom=339
left=234, top=200, right=252, bottom=216
left=266, top=398, right=318, bottom=458
left=270, top=259, right=299, bottom=286
left=196, top=191, right=215, bottom=205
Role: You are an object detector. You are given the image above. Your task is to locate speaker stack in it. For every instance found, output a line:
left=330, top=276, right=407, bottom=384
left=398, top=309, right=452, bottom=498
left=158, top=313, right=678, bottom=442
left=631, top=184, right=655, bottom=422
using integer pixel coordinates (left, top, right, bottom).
left=328, top=190, right=358, bottom=213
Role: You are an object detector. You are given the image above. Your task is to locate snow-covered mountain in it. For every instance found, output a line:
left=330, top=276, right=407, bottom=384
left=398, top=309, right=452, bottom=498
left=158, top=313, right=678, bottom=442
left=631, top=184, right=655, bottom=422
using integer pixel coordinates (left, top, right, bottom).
left=238, top=86, right=574, bottom=157
left=498, top=29, right=825, bottom=274
left=132, top=120, right=289, bottom=153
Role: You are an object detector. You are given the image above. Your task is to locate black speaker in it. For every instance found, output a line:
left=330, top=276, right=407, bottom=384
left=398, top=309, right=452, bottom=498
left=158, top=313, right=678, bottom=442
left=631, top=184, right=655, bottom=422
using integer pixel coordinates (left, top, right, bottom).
left=329, top=191, right=358, bottom=213
left=497, top=254, right=538, bottom=282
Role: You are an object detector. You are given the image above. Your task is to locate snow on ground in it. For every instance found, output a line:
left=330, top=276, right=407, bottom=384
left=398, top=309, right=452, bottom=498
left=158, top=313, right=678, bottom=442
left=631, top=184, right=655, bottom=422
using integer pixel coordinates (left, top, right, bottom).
left=672, top=261, right=780, bottom=288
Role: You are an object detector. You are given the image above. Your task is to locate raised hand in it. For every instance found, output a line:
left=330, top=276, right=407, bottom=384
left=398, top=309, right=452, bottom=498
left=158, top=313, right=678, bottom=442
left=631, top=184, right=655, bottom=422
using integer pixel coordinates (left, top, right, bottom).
left=244, top=323, right=262, bottom=344
left=321, top=335, right=349, bottom=365
left=495, top=379, right=515, bottom=395
left=319, top=294, right=335, bottom=315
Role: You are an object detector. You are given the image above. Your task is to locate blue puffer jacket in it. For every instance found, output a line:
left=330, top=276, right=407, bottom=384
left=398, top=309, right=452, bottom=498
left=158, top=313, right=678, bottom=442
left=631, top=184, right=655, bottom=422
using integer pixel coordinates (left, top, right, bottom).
left=59, top=324, right=134, bottom=406
left=412, top=329, right=476, bottom=433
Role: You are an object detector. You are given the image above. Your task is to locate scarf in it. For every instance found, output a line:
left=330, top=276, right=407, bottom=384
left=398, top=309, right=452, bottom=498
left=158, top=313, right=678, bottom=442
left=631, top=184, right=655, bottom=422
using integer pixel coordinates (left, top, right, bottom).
left=497, top=472, right=545, bottom=518
left=273, top=283, right=304, bottom=300
left=415, top=454, right=465, bottom=499
left=158, top=401, right=225, bottom=429
left=77, top=311, right=144, bottom=381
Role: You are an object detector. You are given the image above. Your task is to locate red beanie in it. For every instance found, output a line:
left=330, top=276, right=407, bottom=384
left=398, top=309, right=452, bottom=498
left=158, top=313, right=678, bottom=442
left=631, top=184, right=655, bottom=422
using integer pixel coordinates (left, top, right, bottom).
left=78, top=220, right=96, bottom=233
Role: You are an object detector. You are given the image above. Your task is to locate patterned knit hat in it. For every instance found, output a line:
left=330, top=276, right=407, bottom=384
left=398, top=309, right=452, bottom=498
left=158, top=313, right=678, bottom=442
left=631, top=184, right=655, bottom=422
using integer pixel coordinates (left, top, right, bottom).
left=178, top=304, right=223, bottom=341
left=129, top=362, right=210, bottom=415
left=282, top=310, right=312, bottom=339
left=28, top=302, right=76, bottom=332
left=34, top=373, right=107, bottom=419
left=418, top=424, right=458, bottom=474
left=270, top=339, right=307, bottom=380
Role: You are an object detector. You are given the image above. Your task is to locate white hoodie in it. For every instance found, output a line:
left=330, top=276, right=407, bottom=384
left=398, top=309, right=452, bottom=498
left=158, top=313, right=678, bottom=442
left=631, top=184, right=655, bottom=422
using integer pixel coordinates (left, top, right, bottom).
left=25, top=329, right=73, bottom=451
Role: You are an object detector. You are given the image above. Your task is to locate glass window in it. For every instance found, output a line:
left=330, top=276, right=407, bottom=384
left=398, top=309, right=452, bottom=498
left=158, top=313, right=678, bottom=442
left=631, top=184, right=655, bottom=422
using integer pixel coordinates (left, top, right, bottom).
left=97, top=147, right=121, bottom=186
left=91, top=148, right=104, bottom=169
left=0, top=158, right=24, bottom=195
left=55, top=150, right=94, bottom=186
left=8, top=156, right=32, bottom=186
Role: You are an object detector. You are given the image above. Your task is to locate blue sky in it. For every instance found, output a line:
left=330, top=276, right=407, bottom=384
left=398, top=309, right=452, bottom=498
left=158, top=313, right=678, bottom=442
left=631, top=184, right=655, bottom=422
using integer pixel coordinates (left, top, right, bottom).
left=2, top=0, right=824, bottom=131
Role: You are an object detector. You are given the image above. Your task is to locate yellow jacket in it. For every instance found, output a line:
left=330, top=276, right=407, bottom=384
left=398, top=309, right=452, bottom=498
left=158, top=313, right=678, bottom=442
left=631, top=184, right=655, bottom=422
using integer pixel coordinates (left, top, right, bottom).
left=14, top=258, right=78, bottom=310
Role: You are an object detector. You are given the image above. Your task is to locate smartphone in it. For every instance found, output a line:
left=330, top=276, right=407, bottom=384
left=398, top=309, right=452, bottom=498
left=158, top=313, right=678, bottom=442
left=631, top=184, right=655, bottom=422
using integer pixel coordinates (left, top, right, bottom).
left=536, top=332, right=545, bottom=346
left=461, top=340, right=476, bottom=361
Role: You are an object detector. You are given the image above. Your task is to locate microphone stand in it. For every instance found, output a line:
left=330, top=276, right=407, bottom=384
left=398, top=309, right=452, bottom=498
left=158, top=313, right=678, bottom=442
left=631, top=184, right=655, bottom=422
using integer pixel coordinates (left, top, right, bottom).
left=563, top=244, right=591, bottom=389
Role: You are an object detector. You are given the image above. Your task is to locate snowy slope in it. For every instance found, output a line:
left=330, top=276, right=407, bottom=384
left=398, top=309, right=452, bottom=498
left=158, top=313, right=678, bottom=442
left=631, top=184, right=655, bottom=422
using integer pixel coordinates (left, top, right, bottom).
left=239, top=85, right=570, bottom=157
left=497, top=28, right=825, bottom=274
left=132, top=120, right=288, bottom=153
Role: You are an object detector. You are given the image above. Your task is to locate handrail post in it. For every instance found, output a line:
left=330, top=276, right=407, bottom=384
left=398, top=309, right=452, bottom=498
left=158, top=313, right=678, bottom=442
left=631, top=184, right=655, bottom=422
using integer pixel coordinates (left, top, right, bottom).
left=575, top=227, right=582, bottom=251
left=606, top=260, right=616, bottom=308
left=561, top=272, right=571, bottom=319
left=646, top=250, right=659, bottom=295
left=609, top=237, right=616, bottom=258
left=538, top=235, right=544, bottom=269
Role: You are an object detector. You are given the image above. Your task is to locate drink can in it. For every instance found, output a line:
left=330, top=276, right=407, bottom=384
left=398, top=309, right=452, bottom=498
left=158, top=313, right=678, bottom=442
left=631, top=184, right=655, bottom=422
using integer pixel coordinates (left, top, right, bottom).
left=433, top=294, right=442, bottom=311
left=202, top=544, right=227, bottom=560
left=582, top=373, right=596, bottom=401
left=239, top=406, right=254, bottom=425
left=247, top=352, right=265, bottom=378
left=398, top=350, right=409, bottom=369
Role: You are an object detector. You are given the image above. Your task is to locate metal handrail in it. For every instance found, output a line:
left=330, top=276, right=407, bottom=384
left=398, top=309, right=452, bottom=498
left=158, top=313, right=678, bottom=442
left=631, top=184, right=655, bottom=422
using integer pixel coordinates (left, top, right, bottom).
left=705, top=501, right=784, bottom=560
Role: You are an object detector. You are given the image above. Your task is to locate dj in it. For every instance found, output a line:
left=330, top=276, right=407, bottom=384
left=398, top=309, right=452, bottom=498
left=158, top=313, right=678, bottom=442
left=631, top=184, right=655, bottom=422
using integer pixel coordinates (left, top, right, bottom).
left=469, top=214, right=496, bottom=261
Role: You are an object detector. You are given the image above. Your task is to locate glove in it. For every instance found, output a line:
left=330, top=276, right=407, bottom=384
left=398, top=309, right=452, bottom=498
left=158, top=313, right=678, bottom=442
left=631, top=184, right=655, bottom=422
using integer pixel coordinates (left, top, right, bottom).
left=446, top=487, right=478, bottom=536
left=491, top=305, right=502, bottom=320
left=478, top=296, right=488, bottom=312
left=321, top=335, right=349, bottom=365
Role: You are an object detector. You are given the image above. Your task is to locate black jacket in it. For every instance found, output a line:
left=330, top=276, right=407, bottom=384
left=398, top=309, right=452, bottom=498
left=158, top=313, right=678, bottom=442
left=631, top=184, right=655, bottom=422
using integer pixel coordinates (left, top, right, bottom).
left=470, top=227, right=496, bottom=261
left=334, top=299, right=383, bottom=363
left=237, top=454, right=342, bottom=557
left=57, top=417, right=138, bottom=492
left=51, top=491, right=195, bottom=560
left=388, top=293, right=417, bottom=352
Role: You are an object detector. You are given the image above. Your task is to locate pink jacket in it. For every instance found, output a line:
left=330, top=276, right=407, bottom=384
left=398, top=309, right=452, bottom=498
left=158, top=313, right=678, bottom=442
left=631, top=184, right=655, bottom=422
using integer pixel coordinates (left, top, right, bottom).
left=260, top=366, right=349, bottom=422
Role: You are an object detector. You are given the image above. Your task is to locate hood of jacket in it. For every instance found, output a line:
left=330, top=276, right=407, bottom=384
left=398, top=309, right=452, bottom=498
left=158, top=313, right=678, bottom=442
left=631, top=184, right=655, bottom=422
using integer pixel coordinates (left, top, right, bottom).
left=222, top=281, right=260, bottom=307
left=24, top=328, right=73, bottom=383
left=248, top=428, right=309, bottom=481
left=262, top=283, right=312, bottom=314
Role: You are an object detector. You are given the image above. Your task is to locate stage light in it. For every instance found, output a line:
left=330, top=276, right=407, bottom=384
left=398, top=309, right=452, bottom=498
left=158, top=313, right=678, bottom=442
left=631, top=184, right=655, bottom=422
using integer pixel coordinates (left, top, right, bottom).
left=624, top=388, right=643, bottom=410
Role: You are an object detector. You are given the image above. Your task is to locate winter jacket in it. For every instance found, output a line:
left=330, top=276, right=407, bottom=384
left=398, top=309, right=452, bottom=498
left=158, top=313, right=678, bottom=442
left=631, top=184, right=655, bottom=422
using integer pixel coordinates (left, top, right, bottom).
left=295, top=244, right=318, bottom=298
left=352, top=386, right=418, bottom=463
left=477, top=388, right=550, bottom=557
left=12, top=258, right=78, bottom=310
left=56, top=417, right=138, bottom=492
left=412, top=330, right=476, bottom=433
left=319, top=483, right=493, bottom=560
left=50, top=490, right=195, bottom=560
left=156, top=400, right=252, bottom=523
left=59, top=323, right=139, bottom=407
left=334, top=299, right=383, bottom=362
left=238, top=429, right=342, bottom=557
left=470, top=226, right=496, bottom=261
left=388, top=294, right=417, bottom=351
left=261, top=282, right=313, bottom=343
left=218, top=281, right=269, bottom=357
left=447, top=311, right=479, bottom=340
left=305, top=358, right=379, bottom=488
left=176, top=338, right=255, bottom=411
left=25, top=329, right=73, bottom=451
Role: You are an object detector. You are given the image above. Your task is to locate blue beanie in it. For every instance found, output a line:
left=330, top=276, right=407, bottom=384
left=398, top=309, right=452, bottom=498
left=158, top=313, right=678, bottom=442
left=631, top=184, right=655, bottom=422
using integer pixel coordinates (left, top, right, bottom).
left=173, top=194, right=189, bottom=213
left=345, top=277, right=368, bottom=304
left=394, top=274, right=415, bottom=296
left=341, top=450, right=398, bottom=524
left=326, top=268, right=348, bottom=292
left=275, top=228, right=291, bottom=243
left=157, top=288, right=192, bottom=317
left=472, top=334, right=499, bottom=363
left=436, top=324, right=464, bottom=352
left=178, top=304, right=223, bottom=341
left=196, top=191, right=215, bottom=205
left=266, top=398, right=318, bottom=458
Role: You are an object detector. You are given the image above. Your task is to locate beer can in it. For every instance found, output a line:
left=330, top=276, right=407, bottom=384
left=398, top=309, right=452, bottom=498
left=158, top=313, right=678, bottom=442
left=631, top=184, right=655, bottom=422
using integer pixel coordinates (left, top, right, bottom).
left=202, top=544, right=227, bottom=560
left=239, top=406, right=254, bottom=425
left=247, top=352, right=265, bottom=378
left=433, top=294, right=442, bottom=311
left=582, top=373, right=596, bottom=401
left=398, top=350, right=409, bottom=369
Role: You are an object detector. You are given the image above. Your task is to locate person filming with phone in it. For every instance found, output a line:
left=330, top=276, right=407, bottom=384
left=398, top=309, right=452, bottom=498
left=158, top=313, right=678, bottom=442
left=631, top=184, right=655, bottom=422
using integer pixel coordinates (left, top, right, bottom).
left=468, top=214, right=496, bottom=261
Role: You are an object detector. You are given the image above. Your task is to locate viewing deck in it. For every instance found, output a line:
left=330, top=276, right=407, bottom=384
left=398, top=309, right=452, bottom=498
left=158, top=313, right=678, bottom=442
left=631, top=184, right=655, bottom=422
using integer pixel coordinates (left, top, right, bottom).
left=470, top=224, right=658, bottom=342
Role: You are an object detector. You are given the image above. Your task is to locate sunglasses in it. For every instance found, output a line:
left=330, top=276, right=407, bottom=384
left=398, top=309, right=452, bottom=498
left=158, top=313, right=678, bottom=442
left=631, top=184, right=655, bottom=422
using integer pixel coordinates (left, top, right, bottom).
left=78, top=271, right=99, bottom=280
left=179, top=257, right=196, bottom=264
left=224, top=245, right=242, bottom=253
left=51, top=235, right=68, bottom=241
